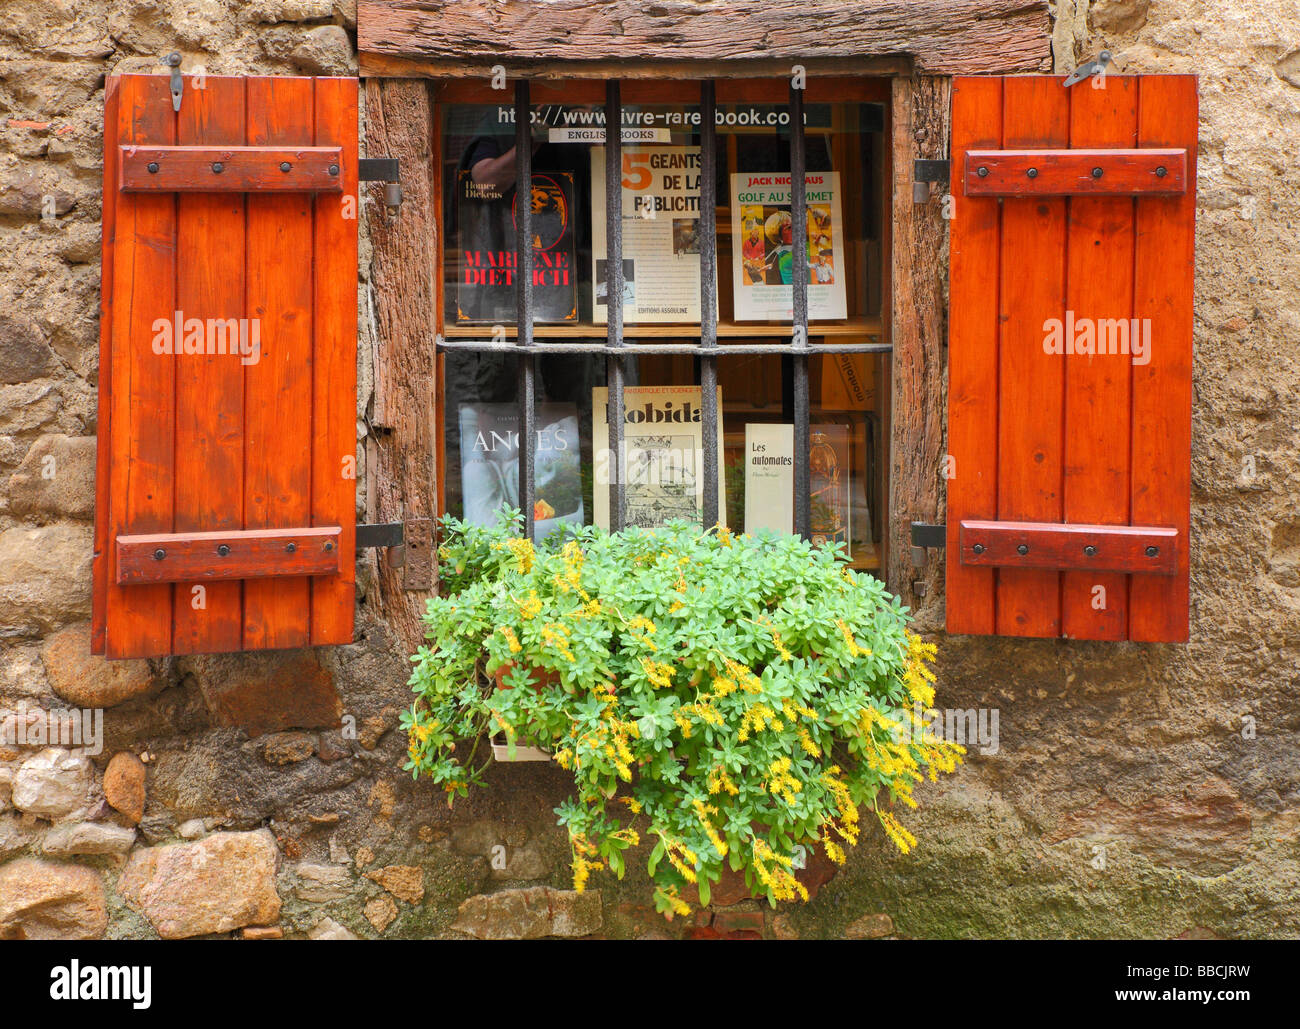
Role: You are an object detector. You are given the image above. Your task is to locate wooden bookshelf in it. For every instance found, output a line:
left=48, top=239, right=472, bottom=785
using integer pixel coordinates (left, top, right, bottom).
left=442, top=316, right=884, bottom=340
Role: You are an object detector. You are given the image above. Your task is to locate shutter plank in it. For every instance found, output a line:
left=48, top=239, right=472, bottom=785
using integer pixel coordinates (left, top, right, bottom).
left=243, top=77, right=315, bottom=650
left=994, top=77, right=1068, bottom=638
left=945, top=77, right=1002, bottom=635
left=310, top=78, right=359, bottom=645
left=92, top=76, right=121, bottom=655
left=1130, top=76, right=1197, bottom=643
left=106, top=75, right=176, bottom=659
left=173, top=76, right=247, bottom=654
left=1061, top=77, right=1138, bottom=641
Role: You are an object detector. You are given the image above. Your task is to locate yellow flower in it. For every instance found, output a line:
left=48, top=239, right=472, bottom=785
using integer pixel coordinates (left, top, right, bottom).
left=492, top=536, right=536, bottom=573
left=640, top=658, right=675, bottom=689
left=835, top=619, right=864, bottom=658
left=500, top=626, right=523, bottom=654
left=516, top=590, right=543, bottom=620
left=902, top=631, right=938, bottom=708
left=877, top=809, right=918, bottom=854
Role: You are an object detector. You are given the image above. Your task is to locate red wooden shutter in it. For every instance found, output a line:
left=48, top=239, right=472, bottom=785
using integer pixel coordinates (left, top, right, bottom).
left=946, top=75, right=1196, bottom=642
left=93, top=74, right=359, bottom=659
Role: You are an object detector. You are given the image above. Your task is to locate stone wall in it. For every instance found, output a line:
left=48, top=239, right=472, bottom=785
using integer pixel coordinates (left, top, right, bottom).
left=0, top=0, right=1296, bottom=939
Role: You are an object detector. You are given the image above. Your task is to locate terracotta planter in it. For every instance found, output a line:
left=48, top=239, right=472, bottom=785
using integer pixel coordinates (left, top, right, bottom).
left=489, top=660, right=556, bottom=761
left=492, top=661, right=559, bottom=691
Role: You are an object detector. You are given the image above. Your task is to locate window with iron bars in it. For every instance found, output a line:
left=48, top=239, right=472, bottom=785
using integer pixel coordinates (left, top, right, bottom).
left=436, top=78, right=889, bottom=567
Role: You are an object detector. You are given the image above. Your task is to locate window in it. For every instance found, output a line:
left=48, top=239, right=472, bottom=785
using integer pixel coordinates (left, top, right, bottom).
left=435, top=77, right=890, bottom=573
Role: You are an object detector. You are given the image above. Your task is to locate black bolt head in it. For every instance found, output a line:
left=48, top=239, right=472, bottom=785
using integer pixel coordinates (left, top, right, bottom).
left=1027, top=167, right=1038, bottom=178
left=328, top=164, right=340, bottom=176
left=217, top=544, right=230, bottom=557
left=153, top=548, right=166, bottom=561
left=212, top=162, right=223, bottom=173
left=280, top=162, right=291, bottom=173
left=1084, top=545, right=1097, bottom=557
left=1145, top=545, right=1159, bottom=557
left=286, top=542, right=297, bottom=554
left=1091, top=167, right=1104, bottom=179
left=324, top=541, right=335, bottom=552
left=1155, top=166, right=1168, bottom=178
left=977, top=166, right=990, bottom=178
left=972, top=543, right=986, bottom=555
left=147, top=162, right=159, bottom=173
left=1017, top=544, right=1029, bottom=555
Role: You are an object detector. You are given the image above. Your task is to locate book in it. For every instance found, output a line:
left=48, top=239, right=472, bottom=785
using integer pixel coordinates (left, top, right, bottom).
left=744, top=423, right=794, bottom=535
left=458, top=402, right=584, bottom=541
left=809, top=423, right=851, bottom=553
left=455, top=168, right=578, bottom=324
left=591, top=145, right=704, bottom=323
left=592, top=385, right=726, bottom=530
left=730, top=170, right=848, bottom=321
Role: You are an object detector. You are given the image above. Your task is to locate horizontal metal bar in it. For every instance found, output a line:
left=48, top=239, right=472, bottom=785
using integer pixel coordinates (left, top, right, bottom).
left=356, top=522, right=404, bottom=548
left=437, top=341, right=891, bottom=356
left=964, top=148, right=1187, bottom=197
left=958, top=520, right=1178, bottom=574
left=116, top=527, right=341, bottom=585
left=120, top=145, right=343, bottom=193
left=358, top=157, right=400, bottom=182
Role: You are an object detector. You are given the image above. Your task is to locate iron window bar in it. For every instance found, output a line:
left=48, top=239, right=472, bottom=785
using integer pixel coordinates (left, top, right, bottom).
left=605, top=80, right=627, bottom=532
left=699, top=81, right=720, bottom=528
left=437, top=340, right=889, bottom=356
left=515, top=80, right=537, bottom=541
left=439, top=76, right=889, bottom=543
left=789, top=82, right=812, bottom=538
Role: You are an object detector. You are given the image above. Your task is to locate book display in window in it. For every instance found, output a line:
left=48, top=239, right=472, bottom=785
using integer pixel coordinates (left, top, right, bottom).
left=455, top=169, right=578, bottom=323
left=809, top=423, right=851, bottom=553
left=458, top=403, right=584, bottom=541
left=744, top=423, right=794, bottom=534
left=591, top=145, right=704, bottom=323
left=593, top=385, right=726, bottom=530
left=730, top=171, right=848, bottom=321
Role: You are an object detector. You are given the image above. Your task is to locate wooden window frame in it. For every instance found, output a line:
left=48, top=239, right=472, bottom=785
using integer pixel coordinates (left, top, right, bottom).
left=363, top=70, right=950, bottom=653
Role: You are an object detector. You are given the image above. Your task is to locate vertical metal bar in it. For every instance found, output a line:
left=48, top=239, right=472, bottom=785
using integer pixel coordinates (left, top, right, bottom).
left=789, top=81, right=811, bottom=539
left=699, top=80, right=720, bottom=528
left=605, top=80, right=625, bottom=531
left=514, top=79, right=536, bottom=541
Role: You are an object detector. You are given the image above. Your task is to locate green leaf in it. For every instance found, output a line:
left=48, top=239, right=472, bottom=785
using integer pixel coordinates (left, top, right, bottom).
left=648, top=839, right=665, bottom=878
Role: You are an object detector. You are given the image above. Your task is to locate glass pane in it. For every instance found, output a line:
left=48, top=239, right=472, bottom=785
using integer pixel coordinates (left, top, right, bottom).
left=439, top=88, right=888, bottom=573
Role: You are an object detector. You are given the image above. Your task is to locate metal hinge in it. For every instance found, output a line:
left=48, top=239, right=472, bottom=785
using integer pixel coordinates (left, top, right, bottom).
left=910, top=521, right=946, bottom=567
left=912, top=159, right=949, bottom=203
left=360, top=158, right=403, bottom=217
left=358, top=158, right=399, bottom=182
left=355, top=518, right=432, bottom=590
left=166, top=52, right=183, bottom=113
